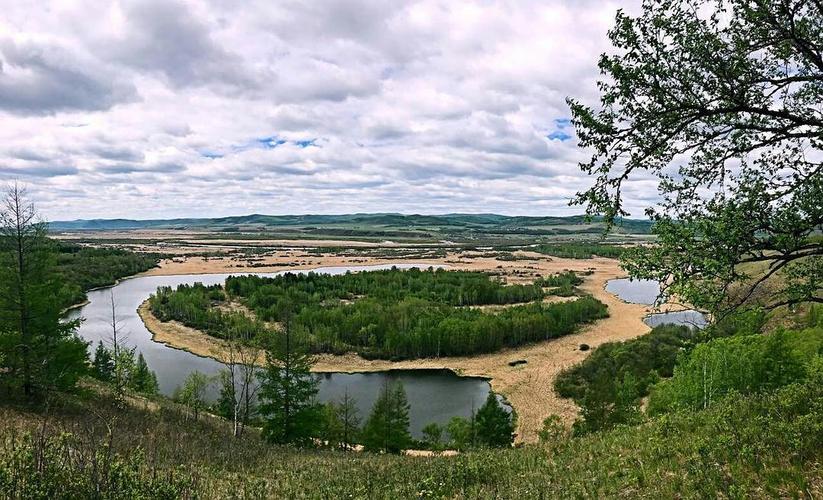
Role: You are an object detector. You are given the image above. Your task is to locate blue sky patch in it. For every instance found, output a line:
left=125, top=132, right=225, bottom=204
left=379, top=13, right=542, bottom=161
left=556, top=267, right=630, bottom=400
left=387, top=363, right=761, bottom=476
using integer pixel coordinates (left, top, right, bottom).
left=554, top=118, right=571, bottom=129
left=547, top=130, right=572, bottom=141
left=294, top=139, right=317, bottom=148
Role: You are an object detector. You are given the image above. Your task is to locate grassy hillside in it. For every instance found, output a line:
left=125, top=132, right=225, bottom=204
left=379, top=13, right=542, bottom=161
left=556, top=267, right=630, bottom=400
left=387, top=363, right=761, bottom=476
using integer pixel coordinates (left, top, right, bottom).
left=2, top=376, right=820, bottom=499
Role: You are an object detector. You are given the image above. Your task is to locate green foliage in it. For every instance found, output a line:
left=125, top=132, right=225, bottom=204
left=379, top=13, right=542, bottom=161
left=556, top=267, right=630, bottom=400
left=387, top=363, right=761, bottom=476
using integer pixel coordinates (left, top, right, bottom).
left=54, top=242, right=159, bottom=310
left=445, top=416, right=474, bottom=451
left=228, top=267, right=544, bottom=312
left=152, top=269, right=609, bottom=360
left=317, top=391, right=361, bottom=450
left=533, top=242, right=624, bottom=259
left=90, top=343, right=159, bottom=396
left=534, top=270, right=584, bottom=296
left=173, top=371, right=211, bottom=419
left=474, top=393, right=516, bottom=448
left=569, top=0, right=822, bottom=314
left=258, top=327, right=321, bottom=446
left=149, top=283, right=262, bottom=341
left=0, top=432, right=193, bottom=499
left=362, top=381, right=412, bottom=453
left=421, top=423, right=444, bottom=451
left=555, top=324, right=694, bottom=433
left=537, top=415, right=566, bottom=445
left=3, top=377, right=821, bottom=498
left=0, top=186, right=89, bottom=398
left=649, top=328, right=820, bottom=414
left=92, top=341, right=115, bottom=382
left=130, top=353, right=159, bottom=395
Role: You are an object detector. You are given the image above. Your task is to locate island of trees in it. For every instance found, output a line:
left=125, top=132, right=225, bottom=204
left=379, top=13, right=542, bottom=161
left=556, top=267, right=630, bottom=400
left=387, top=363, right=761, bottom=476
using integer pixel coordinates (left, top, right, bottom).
left=148, top=268, right=608, bottom=359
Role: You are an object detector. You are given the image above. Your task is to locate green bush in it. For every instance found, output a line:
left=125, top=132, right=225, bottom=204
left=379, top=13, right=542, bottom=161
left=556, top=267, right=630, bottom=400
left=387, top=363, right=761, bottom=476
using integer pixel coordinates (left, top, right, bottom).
left=649, top=328, right=822, bottom=414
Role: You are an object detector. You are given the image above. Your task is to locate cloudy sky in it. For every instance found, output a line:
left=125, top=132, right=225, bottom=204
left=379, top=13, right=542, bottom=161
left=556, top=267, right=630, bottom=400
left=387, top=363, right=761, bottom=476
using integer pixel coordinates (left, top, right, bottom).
left=0, top=0, right=651, bottom=221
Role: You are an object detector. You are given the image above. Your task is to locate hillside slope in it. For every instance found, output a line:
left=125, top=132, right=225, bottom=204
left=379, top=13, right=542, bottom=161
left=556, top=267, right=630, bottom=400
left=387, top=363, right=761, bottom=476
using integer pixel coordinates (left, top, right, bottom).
left=2, top=378, right=820, bottom=499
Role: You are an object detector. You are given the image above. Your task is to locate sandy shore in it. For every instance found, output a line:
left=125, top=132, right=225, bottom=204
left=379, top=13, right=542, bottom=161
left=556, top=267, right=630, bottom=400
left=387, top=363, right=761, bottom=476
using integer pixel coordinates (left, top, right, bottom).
left=135, top=250, right=675, bottom=443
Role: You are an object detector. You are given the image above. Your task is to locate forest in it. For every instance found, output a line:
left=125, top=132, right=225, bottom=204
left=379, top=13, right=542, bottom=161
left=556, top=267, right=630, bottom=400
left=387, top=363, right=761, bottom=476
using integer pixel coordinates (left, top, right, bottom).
left=55, top=242, right=160, bottom=309
left=149, top=269, right=608, bottom=359
left=533, top=242, right=624, bottom=259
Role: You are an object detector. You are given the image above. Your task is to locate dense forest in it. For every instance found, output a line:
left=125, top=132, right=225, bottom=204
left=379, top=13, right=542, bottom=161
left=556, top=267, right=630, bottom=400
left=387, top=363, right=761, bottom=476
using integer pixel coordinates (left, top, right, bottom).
left=149, top=269, right=608, bottom=359
left=56, top=242, right=160, bottom=309
left=533, top=242, right=624, bottom=259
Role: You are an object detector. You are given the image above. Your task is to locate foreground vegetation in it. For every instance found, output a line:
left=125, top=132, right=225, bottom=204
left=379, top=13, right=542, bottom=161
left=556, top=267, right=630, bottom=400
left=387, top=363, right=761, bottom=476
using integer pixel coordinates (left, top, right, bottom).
left=149, top=269, right=608, bottom=359
left=1, top=373, right=820, bottom=499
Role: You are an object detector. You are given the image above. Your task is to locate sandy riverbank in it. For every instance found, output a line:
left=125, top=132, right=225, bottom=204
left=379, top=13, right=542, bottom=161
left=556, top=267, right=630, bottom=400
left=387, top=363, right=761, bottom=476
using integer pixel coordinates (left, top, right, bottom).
left=135, top=251, right=673, bottom=443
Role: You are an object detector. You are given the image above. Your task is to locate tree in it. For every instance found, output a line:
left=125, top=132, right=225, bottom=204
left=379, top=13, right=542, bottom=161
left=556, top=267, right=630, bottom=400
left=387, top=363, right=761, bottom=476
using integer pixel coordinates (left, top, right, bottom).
left=174, top=371, right=211, bottom=420
left=258, top=320, right=321, bottom=446
left=0, top=183, right=88, bottom=398
left=107, top=291, right=127, bottom=395
left=569, top=0, right=822, bottom=316
left=318, top=402, right=345, bottom=448
left=538, top=414, right=567, bottom=446
left=215, top=326, right=261, bottom=438
left=362, top=381, right=411, bottom=453
left=336, top=389, right=361, bottom=451
left=92, top=342, right=114, bottom=382
left=421, top=422, right=444, bottom=451
left=474, top=392, right=515, bottom=448
left=446, top=416, right=473, bottom=451
left=129, top=352, right=159, bottom=395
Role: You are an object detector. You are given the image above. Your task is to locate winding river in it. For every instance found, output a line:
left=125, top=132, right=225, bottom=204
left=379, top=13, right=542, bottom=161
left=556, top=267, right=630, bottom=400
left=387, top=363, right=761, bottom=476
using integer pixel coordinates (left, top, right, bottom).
left=67, top=264, right=498, bottom=437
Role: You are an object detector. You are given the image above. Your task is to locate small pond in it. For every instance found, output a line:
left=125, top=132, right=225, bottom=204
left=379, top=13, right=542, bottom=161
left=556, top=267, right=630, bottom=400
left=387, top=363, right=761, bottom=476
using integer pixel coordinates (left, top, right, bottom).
left=605, top=278, right=708, bottom=329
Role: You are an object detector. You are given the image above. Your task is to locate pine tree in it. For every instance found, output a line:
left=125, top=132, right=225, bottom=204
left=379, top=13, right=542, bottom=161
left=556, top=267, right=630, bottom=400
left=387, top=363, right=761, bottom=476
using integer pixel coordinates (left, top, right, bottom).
left=0, top=183, right=88, bottom=398
left=338, top=389, right=361, bottom=451
left=130, top=352, right=159, bottom=395
left=92, top=342, right=114, bottom=381
left=258, top=320, right=321, bottom=446
left=474, top=392, right=515, bottom=447
left=362, top=381, right=411, bottom=453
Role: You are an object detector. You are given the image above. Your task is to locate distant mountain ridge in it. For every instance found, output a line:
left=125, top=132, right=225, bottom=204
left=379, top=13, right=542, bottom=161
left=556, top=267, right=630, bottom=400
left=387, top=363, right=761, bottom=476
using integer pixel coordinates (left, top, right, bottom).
left=50, top=213, right=652, bottom=233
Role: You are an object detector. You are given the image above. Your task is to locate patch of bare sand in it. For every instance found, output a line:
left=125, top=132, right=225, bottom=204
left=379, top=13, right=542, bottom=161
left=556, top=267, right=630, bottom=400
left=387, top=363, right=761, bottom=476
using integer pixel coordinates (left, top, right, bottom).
left=136, top=253, right=664, bottom=443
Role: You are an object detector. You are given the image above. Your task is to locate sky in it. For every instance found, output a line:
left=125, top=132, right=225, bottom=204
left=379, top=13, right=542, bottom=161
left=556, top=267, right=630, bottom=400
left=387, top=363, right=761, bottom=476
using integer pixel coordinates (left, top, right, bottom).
left=0, top=0, right=651, bottom=221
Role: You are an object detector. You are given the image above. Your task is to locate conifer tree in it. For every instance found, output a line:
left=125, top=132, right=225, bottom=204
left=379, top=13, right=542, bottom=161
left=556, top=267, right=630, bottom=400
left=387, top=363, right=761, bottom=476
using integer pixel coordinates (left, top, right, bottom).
left=92, top=342, right=114, bottom=382
left=362, top=381, right=411, bottom=453
left=130, top=352, right=159, bottom=395
left=0, top=184, right=88, bottom=398
left=474, top=392, right=515, bottom=447
left=258, top=318, right=321, bottom=446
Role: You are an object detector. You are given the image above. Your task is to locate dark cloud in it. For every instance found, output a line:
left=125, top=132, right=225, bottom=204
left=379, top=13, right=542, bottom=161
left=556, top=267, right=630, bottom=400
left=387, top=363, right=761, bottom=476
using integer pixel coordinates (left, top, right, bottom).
left=97, top=162, right=185, bottom=174
left=0, top=164, right=78, bottom=178
left=104, top=0, right=255, bottom=90
left=0, top=39, right=138, bottom=115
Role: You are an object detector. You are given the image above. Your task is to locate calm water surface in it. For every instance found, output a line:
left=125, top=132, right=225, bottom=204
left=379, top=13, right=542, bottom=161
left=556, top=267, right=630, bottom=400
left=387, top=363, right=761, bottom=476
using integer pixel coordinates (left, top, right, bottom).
left=605, top=278, right=708, bottom=329
left=67, top=264, right=498, bottom=436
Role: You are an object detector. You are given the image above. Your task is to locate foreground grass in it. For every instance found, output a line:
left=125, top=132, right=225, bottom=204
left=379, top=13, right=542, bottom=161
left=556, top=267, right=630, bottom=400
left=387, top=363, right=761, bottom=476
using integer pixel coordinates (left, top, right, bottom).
left=1, top=378, right=821, bottom=499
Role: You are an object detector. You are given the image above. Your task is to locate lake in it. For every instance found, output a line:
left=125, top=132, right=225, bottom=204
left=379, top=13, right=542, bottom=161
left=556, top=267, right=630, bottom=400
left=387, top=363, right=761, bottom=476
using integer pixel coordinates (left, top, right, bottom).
left=605, top=278, right=708, bottom=329
left=67, top=264, right=500, bottom=437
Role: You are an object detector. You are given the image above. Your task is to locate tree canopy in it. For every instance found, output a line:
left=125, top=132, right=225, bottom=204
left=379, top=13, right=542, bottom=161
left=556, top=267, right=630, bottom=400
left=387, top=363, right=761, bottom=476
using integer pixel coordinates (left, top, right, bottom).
left=569, top=0, right=822, bottom=314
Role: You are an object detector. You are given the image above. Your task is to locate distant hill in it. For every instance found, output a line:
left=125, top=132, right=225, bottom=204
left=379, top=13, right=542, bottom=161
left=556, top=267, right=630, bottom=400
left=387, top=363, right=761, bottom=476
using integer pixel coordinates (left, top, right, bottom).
left=49, top=213, right=653, bottom=234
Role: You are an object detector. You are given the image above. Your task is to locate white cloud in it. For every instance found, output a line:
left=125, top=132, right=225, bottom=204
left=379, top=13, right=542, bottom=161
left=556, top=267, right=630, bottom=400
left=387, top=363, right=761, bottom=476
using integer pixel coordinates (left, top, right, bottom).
left=0, top=0, right=651, bottom=220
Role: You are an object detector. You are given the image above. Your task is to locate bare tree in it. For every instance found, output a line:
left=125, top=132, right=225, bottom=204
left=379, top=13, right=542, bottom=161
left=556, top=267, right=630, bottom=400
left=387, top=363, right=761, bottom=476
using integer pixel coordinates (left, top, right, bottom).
left=217, top=329, right=261, bottom=438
